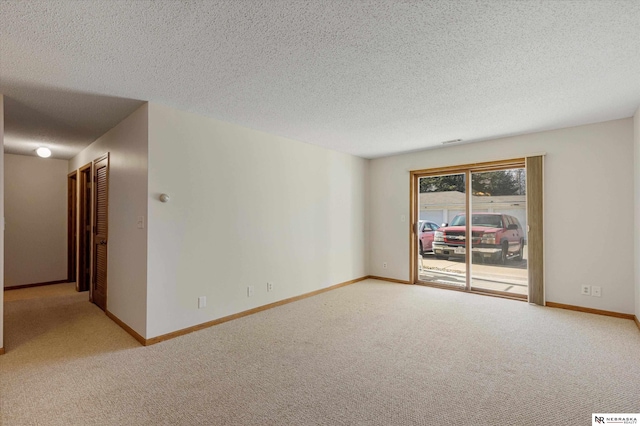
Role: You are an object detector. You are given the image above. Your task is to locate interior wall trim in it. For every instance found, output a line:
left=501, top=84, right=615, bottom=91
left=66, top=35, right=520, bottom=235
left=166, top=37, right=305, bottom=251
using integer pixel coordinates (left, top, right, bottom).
left=105, top=276, right=369, bottom=347
left=409, top=158, right=526, bottom=176
left=145, top=276, right=369, bottom=345
left=546, top=301, right=635, bottom=320
left=105, top=310, right=146, bottom=346
left=635, top=316, right=640, bottom=332
left=404, top=152, right=547, bottom=173
left=4, top=280, right=69, bottom=291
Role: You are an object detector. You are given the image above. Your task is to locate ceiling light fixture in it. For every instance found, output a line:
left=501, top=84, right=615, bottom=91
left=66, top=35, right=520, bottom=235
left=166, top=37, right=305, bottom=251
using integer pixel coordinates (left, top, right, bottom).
left=441, top=139, right=463, bottom=145
left=36, top=147, right=52, bottom=158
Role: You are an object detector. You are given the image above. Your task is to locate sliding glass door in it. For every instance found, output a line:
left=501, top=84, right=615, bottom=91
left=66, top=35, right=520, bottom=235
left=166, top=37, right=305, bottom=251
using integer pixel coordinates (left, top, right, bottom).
left=412, top=159, right=537, bottom=300
left=470, top=168, right=528, bottom=297
left=416, top=173, right=467, bottom=289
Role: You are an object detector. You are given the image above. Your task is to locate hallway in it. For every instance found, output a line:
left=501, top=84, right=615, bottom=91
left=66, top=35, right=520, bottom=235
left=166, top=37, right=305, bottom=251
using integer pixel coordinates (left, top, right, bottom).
left=2, top=283, right=137, bottom=359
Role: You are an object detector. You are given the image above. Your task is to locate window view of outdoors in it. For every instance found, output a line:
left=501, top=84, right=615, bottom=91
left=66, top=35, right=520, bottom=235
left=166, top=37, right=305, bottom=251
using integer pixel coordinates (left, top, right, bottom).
left=418, top=169, right=527, bottom=296
left=418, top=173, right=467, bottom=288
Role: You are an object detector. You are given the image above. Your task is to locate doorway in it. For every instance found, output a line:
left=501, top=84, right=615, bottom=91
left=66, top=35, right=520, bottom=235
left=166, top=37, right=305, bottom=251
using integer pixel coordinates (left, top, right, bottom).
left=411, top=158, right=539, bottom=301
left=92, top=154, right=109, bottom=311
left=67, top=171, right=77, bottom=283
left=77, top=163, right=92, bottom=293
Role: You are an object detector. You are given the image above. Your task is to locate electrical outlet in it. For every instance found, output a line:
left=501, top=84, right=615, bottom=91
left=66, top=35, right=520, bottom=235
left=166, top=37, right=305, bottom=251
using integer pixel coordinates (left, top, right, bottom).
left=267, top=282, right=273, bottom=292
left=247, top=286, right=254, bottom=297
left=581, top=285, right=591, bottom=296
left=383, top=262, right=388, bottom=269
left=591, top=286, right=601, bottom=297
left=198, top=296, right=206, bottom=309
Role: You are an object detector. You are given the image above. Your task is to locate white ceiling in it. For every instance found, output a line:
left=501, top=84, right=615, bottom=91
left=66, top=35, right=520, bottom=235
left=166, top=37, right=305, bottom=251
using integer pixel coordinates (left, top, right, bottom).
left=1, top=0, right=639, bottom=160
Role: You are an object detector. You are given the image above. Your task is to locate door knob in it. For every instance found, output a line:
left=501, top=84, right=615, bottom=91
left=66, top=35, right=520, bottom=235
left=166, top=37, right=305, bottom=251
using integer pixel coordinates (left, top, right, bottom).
left=99, top=240, right=107, bottom=245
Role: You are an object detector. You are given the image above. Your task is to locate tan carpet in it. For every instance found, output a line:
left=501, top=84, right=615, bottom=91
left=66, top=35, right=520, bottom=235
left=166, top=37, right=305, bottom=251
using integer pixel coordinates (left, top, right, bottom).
left=1, top=280, right=639, bottom=425
left=3, top=282, right=79, bottom=302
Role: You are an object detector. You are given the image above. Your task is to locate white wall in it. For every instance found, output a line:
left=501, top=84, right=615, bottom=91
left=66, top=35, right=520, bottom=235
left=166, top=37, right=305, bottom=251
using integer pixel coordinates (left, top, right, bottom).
left=69, top=103, right=149, bottom=337
left=146, top=103, right=368, bottom=338
left=4, top=154, right=68, bottom=287
left=370, top=118, right=635, bottom=314
left=634, top=107, right=640, bottom=320
left=1, top=94, right=5, bottom=350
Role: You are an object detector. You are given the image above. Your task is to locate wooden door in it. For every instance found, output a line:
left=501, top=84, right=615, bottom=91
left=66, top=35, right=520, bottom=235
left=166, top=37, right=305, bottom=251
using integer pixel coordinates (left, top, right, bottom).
left=67, top=171, right=77, bottom=284
left=78, top=163, right=92, bottom=293
left=92, top=154, right=109, bottom=311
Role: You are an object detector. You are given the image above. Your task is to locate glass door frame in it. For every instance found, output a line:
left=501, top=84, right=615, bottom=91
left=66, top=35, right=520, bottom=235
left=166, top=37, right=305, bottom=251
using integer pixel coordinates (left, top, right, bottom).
left=410, top=158, right=527, bottom=299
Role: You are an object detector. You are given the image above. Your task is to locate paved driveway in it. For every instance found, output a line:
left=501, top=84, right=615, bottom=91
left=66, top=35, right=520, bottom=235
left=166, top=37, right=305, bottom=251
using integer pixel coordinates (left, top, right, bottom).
left=418, top=248, right=528, bottom=295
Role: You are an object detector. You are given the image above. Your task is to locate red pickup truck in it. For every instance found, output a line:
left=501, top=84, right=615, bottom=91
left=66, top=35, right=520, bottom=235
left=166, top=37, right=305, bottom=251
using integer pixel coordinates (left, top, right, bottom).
left=432, top=213, right=525, bottom=264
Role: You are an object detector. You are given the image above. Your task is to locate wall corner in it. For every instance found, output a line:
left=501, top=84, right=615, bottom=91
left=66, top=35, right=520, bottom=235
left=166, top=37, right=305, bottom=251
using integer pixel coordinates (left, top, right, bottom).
left=634, top=106, right=640, bottom=320
left=0, top=94, right=5, bottom=350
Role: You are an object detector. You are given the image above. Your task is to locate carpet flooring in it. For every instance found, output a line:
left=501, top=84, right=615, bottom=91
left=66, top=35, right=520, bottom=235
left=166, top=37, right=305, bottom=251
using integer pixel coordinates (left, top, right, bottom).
left=1, top=280, right=639, bottom=425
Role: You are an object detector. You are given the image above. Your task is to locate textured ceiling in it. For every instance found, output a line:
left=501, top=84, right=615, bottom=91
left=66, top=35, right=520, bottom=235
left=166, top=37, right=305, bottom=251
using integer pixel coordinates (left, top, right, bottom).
left=1, top=0, right=639, bottom=159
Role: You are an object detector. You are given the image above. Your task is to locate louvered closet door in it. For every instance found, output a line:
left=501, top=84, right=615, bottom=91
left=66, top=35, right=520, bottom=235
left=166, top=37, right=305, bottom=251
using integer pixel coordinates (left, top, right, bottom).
left=92, top=155, right=109, bottom=311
